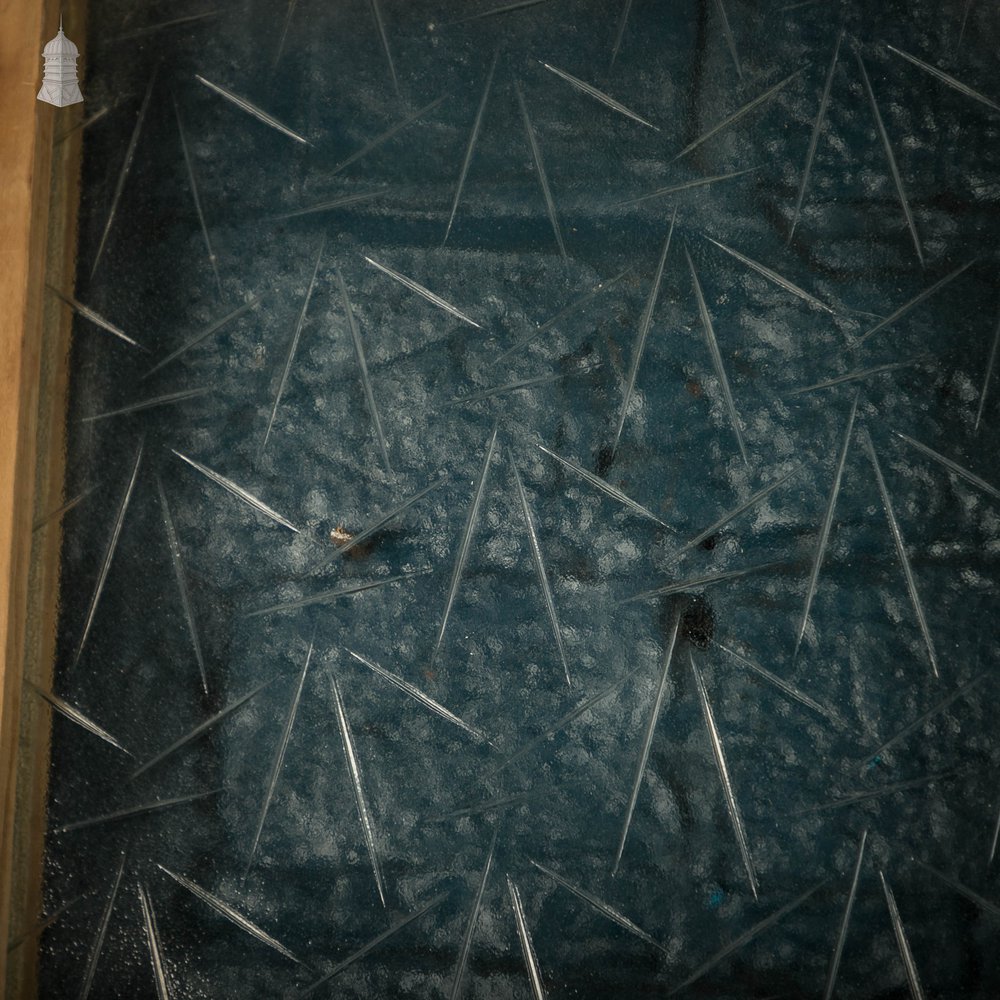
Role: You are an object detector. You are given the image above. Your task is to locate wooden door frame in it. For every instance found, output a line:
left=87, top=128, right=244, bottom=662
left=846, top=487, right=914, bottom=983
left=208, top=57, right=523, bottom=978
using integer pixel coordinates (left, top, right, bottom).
left=0, top=0, right=85, bottom=994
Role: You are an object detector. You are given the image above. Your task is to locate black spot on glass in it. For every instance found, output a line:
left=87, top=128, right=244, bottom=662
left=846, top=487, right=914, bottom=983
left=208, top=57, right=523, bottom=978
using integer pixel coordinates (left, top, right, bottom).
left=681, top=595, right=715, bottom=649
left=595, top=444, right=615, bottom=478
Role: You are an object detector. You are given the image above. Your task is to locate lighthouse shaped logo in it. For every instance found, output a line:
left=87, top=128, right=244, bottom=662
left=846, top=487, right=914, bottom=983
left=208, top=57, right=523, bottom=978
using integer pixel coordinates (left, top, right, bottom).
left=37, top=18, right=83, bottom=107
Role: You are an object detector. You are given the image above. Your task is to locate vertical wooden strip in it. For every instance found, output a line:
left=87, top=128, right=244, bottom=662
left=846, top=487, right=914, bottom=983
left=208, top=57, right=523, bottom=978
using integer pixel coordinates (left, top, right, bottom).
left=0, top=0, right=85, bottom=993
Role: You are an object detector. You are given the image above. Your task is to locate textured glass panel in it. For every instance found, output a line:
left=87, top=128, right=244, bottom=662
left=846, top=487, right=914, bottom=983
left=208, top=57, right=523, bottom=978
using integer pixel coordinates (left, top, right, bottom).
left=21, top=1, right=1000, bottom=997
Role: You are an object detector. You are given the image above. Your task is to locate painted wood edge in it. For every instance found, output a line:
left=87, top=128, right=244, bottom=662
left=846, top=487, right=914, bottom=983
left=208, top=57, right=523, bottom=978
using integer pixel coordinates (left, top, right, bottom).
left=0, top=0, right=85, bottom=994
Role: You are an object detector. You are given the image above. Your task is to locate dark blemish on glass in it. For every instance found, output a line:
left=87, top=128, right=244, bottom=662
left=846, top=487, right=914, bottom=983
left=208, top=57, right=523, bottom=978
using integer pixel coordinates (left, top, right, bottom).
left=681, top=594, right=715, bottom=649
left=936, top=375, right=959, bottom=402
left=595, top=444, right=615, bottom=478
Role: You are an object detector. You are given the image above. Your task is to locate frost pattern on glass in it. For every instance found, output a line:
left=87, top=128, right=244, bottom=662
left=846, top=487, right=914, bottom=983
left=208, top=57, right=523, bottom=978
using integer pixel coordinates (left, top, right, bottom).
left=25, top=1, right=1000, bottom=998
